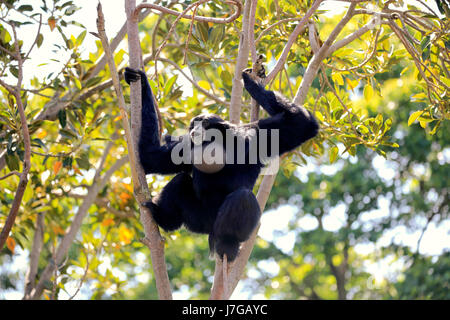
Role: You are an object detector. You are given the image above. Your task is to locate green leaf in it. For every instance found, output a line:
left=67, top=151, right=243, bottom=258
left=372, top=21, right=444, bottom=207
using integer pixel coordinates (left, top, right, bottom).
left=63, top=156, right=73, bottom=168
left=18, top=5, right=33, bottom=12
left=85, top=76, right=103, bottom=88
left=329, top=146, right=339, bottom=164
left=407, top=110, right=423, bottom=126
left=58, top=109, right=67, bottom=128
left=164, top=75, right=178, bottom=96
left=5, top=154, right=20, bottom=171
left=73, top=77, right=82, bottom=90
left=36, top=33, right=44, bottom=48
left=76, top=30, right=86, bottom=46
left=76, top=152, right=90, bottom=170
left=9, top=66, right=19, bottom=78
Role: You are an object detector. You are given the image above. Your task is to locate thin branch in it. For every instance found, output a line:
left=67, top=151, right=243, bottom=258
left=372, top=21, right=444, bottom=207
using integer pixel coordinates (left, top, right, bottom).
left=24, top=14, right=42, bottom=61
left=23, top=211, right=45, bottom=298
left=327, top=24, right=382, bottom=73
left=68, top=246, right=90, bottom=300
left=0, top=44, right=18, bottom=60
left=69, top=193, right=135, bottom=219
left=154, top=57, right=229, bottom=106
left=265, top=0, right=324, bottom=84
left=294, top=2, right=357, bottom=105
left=29, top=156, right=128, bottom=299
left=134, top=0, right=243, bottom=24
left=255, top=18, right=305, bottom=44
left=228, top=0, right=253, bottom=124
left=249, top=0, right=258, bottom=64
left=0, top=171, right=20, bottom=180
left=183, top=2, right=200, bottom=65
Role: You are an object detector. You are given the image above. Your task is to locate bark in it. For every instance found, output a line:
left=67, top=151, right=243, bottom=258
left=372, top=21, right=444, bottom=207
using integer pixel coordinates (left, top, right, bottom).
left=23, top=212, right=45, bottom=298
left=228, top=0, right=253, bottom=124
left=125, top=0, right=173, bottom=300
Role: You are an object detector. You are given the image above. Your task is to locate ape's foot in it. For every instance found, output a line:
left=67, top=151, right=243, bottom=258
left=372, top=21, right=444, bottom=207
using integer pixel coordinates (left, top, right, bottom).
left=243, top=54, right=266, bottom=84
left=124, top=67, right=146, bottom=85
left=253, top=54, right=267, bottom=79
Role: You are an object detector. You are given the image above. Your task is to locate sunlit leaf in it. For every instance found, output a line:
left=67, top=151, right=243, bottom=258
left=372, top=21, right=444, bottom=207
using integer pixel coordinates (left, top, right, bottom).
left=6, top=237, right=15, bottom=253
left=408, top=110, right=424, bottom=126
left=53, top=161, right=62, bottom=175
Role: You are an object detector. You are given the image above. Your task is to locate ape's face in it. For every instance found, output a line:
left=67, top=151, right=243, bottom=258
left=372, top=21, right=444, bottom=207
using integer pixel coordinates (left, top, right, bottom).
left=188, top=114, right=228, bottom=145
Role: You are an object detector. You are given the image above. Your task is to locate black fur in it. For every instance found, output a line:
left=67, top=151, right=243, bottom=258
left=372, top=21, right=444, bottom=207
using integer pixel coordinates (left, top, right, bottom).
left=124, top=67, right=318, bottom=261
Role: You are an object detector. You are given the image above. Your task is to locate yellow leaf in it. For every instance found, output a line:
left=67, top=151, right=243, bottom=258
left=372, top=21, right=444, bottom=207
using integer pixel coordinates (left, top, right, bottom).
left=197, top=80, right=211, bottom=90
left=53, top=161, right=62, bottom=175
left=114, top=115, right=123, bottom=122
left=363, top=84, right=373, bottom=101
left=408, top=110, right=424, bottom=126
left=332, top=72, right=344, bottom=86
left=37, top=129, right=47, bottom=139
left=119, top=226, right=133, bottom=245
left=315, top=111, right=324, bottom=122
left=411, top=92, right=427, bottom=101
left=48, top=17, right=57, bottom=32
left=419, top=120, right=428, bottom=128
left=345, top=77, right=358, bottom=91
left=329, top=146, right=339, bottom=164
left=6, top=237, right=15, bottom=253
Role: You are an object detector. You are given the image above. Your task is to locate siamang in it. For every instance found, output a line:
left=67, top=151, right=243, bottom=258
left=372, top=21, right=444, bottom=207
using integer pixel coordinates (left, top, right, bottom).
left=124, top=65, right=318, bottom=261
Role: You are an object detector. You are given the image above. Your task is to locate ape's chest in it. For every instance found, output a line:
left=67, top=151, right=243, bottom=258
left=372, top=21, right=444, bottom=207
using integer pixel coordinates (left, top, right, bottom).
left=192, top=165, right=260, bottom=200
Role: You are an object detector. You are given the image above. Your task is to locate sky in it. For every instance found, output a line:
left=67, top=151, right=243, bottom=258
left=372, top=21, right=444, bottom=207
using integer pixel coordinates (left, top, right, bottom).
left=1, top=0, right=448, bottom=300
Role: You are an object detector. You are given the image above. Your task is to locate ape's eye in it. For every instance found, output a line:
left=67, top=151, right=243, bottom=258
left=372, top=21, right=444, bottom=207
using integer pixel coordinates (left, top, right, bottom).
left=202, top=119, right=210, bottom=128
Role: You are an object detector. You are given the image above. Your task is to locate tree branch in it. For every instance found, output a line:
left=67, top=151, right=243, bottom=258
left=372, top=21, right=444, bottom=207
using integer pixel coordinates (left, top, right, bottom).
left=228, top=0, right=253, bottom=124
left=265, top=0, right=324, bottom=84
left=154, top=57, right=229, bottom=106
left=0, top=23, right=32, bottom=251
left=294, top=2, right=357, bottom=105
left=98, top=0, right=173, bottom=300
left=23, top=212, right=45, bottom=299
left=29, top=156, right=128, bottom=299
left=134, top=0, right=243, bottom=24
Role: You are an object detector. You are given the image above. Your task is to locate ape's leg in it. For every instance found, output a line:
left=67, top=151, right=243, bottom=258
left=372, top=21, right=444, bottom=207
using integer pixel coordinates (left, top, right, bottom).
left=145, top=172, right=200, bottom=232
left=210, top=188, right=261, bottom=261
left=146, top=172, right=211, bottom=234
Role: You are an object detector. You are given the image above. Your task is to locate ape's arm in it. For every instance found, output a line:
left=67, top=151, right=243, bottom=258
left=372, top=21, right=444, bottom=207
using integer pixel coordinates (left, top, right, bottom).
left=242, top=71, right=319, bottom=156
left=125, top=68, right=192, bottom=175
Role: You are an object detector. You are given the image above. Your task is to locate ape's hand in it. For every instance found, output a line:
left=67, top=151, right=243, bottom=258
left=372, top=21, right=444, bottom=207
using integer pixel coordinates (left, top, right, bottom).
left=124, top=67, right=146, bottom=85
